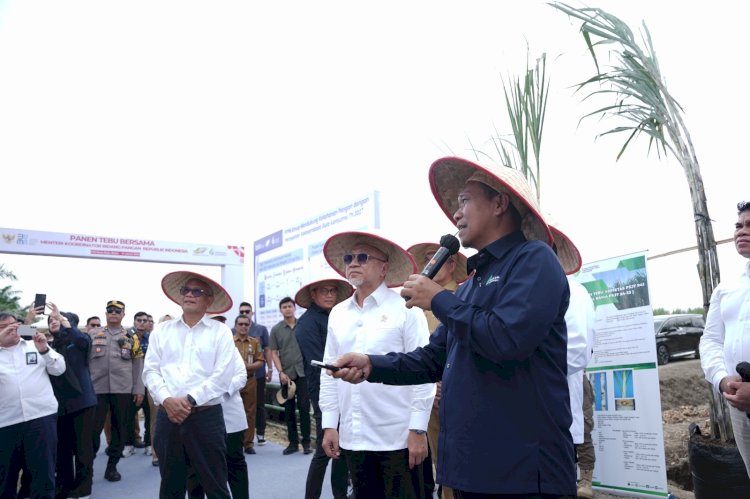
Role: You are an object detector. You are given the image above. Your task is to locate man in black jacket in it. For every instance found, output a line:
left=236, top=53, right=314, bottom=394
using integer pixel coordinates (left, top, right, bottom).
left=295, top=278, right=353, bottom=499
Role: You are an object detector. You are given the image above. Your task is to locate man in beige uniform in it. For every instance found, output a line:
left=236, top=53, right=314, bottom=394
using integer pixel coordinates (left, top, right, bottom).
left=88, top=299, right=145, bottom=482
left=407, top=243, right=469, bottom=499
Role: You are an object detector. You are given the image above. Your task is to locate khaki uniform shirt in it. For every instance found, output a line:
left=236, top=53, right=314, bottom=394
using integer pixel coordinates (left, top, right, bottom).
left=234, top=335, right=263, bottom=378
left=88, top=326, right=145, bottom=395
left=424, top=279, right=458, bottom=333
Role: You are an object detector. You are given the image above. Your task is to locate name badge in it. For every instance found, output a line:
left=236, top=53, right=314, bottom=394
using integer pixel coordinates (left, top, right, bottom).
left=26, top=352, right=38, bottom=365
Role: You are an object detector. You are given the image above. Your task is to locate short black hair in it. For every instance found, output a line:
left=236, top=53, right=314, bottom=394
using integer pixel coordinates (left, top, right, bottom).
left=235, top=315, right=251, bottom=325
left=86, top=316, right=100, bottom=325
left=239, top=301, right=252, bottom=309
left=134, top=311, right=148, bottom=320
left=278, top=297, right=294, bottom=309
left=738, top=200, right=750, bottom=214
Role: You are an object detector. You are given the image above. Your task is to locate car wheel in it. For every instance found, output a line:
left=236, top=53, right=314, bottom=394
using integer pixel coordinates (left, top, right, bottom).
left=657, top=344, right=670, bottom=365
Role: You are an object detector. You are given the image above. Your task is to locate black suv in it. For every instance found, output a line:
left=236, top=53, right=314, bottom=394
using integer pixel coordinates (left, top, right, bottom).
left=653, top=314, right=705, bottom=365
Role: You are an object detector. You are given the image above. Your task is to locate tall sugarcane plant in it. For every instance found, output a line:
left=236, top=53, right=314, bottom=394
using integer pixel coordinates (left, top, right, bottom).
left=474, top=52, right=548, bottom=205
left=551, top=2, right=729, bottom=441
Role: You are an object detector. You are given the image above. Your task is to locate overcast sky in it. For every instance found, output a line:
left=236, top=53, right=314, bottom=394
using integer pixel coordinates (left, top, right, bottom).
left=0, top=0, right=746, bottom=324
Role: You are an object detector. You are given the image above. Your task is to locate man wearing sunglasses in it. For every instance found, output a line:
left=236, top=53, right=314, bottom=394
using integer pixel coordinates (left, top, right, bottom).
left=143, top=271, right=238, bottom=499
left=88, top=299, right=146, bottom=483
left=319, top=232, right=434, bottom=499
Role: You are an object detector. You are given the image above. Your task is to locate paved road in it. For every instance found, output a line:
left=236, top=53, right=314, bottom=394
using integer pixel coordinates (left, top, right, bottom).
left=90, top=437, right=336, bottom=498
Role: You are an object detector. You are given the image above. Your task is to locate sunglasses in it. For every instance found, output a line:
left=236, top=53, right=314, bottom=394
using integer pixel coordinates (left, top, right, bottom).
left=106, top=307, right=123, bottom=314
left=179, top=287, right=212, bottom=298
left=343, top=253, right=387, bottom=266
left=88, top=323, right=101, bottom=328
left=239, top=310, right=252, bottom=314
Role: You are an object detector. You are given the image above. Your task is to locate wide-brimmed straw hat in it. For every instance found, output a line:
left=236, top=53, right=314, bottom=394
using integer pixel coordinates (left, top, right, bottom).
left=161, top=271, right=233, bottom=314
left=276, top=379, right=297, bottom=404
left=544, top=214, right=582, bottom=275
left=429, top=157, right=552, bottom=245
left=323, top=231, right=417, bottom=288
left=407, top=243, right=469, bottom=284
left=295, top=278, right=354, bottom=309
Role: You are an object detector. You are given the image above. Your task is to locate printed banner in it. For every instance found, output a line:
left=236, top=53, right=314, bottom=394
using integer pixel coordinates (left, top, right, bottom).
left=252, top=192, right=379, bottom=328
left=0, top=228, right=244, bottom=266
left=574, top=252, right=669, bottom=498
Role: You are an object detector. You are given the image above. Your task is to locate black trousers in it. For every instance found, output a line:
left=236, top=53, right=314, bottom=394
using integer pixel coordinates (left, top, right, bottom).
left=187, top=430, right=248, bottom=499
left=92, top=393, right=130, bottom=462
left=305, top=391, right=349, bottom=499
left=343, top=448, right=423, bottom=499
left=0, top=413, right=57, bottom=499
left=154, top=405, right=230, bottom=499
left=56, top=406, right=96, bottom=498
left=255, top=376, right=266, bottom=436
left=284, top=376, right=311, bottom=445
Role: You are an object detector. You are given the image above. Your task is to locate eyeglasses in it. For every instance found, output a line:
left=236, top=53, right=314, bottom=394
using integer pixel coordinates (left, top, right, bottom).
left=106, top=307, right=123, bottom=314
left=343, top=253, right=387, bottom=266
left=239, top=309, right=252, bottom=314
left=179, top=287, right=212, bottom=298
left=315, top=287, right=338, bottom=296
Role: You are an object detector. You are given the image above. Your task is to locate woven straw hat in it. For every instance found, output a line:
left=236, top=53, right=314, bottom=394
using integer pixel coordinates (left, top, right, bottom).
left=407, top=242, right=469, bottom=284
left=323, top=231, right=417, bottom=288
left=276, top=379, right=297, bottom=404
left=429, top=157, right=552, bottom=245
left=294, top=278, right=354, bottom=309
left=161, top=271, right=233, bottom=314
left=544, top=213, right=582, bottom=275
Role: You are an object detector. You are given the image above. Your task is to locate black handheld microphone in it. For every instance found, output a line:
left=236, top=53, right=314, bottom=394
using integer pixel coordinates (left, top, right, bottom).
left=735, top=362, right=750, bottom=419
left=420, top=234, right=461, bottom=279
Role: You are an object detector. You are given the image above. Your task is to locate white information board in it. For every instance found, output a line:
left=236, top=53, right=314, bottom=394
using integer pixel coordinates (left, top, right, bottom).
left=252, top=192, right=379, bottom=328
left=574, top=251, right=669, bottom=498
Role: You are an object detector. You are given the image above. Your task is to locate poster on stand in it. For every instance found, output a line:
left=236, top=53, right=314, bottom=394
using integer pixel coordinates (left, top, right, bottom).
left=574, top=251, right=669, bottom=498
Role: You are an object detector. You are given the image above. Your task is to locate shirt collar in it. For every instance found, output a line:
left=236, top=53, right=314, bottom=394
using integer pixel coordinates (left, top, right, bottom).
left=744, top=259, right=750, bottom=278
left=466, top=231, right=527, bottom=274
left=347, top=281, right=389, bottom=309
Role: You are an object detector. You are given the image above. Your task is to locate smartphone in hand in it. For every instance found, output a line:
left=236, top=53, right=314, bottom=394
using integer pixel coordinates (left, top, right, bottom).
left=18, top=324, right=37, bottom=340
left=310, top=360, right=340, bottom=372
left=34, top=293, right=46, bottom=312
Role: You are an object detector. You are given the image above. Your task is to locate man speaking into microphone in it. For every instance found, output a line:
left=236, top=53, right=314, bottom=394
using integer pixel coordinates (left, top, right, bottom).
left=328, top=157, right=575, bottom=499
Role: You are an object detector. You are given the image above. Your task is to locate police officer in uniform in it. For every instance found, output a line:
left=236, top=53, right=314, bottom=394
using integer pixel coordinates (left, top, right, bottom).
left=88, top=300, right=145, bottom=482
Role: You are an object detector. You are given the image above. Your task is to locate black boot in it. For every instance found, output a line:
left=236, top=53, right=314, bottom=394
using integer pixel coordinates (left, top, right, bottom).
left=104, top=457, right=122, bottom=482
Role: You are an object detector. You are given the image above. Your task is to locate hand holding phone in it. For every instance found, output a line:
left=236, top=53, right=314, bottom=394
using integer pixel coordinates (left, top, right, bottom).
left=18, top=324, right=37, bottom=341
left=311, top=360, right=340, bottom=372
left=34, top=294, right=47, bottom=313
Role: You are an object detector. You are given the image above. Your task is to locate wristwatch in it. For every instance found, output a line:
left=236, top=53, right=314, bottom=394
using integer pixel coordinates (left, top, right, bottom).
left=410, top=429, right=426, bottom=435
left=187, top=394, right=197, bottom=407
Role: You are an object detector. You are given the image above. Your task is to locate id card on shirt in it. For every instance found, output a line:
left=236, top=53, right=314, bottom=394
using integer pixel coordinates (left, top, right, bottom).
left=26, top=352, right=38, bottom=365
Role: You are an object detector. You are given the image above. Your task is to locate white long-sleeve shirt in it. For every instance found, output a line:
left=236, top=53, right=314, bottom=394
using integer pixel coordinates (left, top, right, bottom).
left=221, top=349, right=249, bottom=434
left=0, top=339, right=65, bottom=428
left=700, top=260, right=750, bottom=392
left=566, top=279, right=595, bottom=444
left=320, top=282, right=435, bottom=451
left=143, top=315, right=236, bottom=406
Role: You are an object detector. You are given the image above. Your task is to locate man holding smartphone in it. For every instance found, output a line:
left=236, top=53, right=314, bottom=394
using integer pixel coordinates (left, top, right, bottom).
left=0, top=312, right=66, bottom=498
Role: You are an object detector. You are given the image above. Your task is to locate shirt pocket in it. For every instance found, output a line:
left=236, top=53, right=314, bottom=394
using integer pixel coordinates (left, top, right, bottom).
left=365, top=325, right=403, bottom=355
left=91, top=338, right=107, bottom=358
